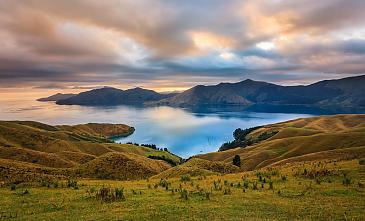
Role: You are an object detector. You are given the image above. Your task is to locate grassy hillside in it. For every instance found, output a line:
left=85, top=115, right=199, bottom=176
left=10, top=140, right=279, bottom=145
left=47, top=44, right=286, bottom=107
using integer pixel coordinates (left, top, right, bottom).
left=1, top=115, right=365, bottom=220
left=0, top=121, right=180, bottom=181
left=76, top=152, right=171, bottom=180
left=1, top=158, right=364, bottom=220
left=196, top=114, right=365, bottom=170
left=153, top=158, right=240, bottom=179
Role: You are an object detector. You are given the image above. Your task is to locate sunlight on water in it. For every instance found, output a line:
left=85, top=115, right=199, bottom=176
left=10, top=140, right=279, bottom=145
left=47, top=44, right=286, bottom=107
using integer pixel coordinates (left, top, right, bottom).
left=0, top=93, right=312, bottom=157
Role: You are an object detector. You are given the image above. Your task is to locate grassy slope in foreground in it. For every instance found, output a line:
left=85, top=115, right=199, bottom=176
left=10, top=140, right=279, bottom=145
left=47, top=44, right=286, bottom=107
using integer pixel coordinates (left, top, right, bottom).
left=195, top=114, right=365, bottom=170
left=0, top=159, right=364, bottom=220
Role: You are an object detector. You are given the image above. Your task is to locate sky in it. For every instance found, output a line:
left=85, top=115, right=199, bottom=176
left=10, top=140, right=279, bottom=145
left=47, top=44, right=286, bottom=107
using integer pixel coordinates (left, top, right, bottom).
left=1, top=0, right=365, bottom=92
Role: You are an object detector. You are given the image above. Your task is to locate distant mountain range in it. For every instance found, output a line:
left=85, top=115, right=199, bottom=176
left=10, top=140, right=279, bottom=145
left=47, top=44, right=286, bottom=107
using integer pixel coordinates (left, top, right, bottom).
left=156, top=75, right=365, bottom=112
left=39, top=75, right=365, bottom=112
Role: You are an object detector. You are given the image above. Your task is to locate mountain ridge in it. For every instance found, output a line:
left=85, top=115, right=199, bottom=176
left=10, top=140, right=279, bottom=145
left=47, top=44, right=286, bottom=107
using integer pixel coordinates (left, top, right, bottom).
left=39, top=75, right=365, bottom=113
left=155, top=75, right=365, bottom=111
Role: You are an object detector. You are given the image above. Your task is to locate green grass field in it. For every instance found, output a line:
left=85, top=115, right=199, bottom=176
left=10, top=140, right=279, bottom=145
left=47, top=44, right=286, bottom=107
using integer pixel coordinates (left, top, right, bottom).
left=1, top=159, right=364, bottom=220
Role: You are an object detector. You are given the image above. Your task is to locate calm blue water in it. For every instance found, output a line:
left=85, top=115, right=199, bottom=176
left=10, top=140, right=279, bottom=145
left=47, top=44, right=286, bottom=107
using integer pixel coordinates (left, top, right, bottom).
left=113, top=106, right=312, bottom=157
left=0, top=98, right=312, bottom=158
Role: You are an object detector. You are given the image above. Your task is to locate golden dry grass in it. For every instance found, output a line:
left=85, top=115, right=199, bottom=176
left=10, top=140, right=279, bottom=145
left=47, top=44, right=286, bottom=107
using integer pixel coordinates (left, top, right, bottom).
left=0, top=121, right=180, bottom=181
left=196, top=114, right=365, bottom=171
left=1, top=159, right=364, bottom=220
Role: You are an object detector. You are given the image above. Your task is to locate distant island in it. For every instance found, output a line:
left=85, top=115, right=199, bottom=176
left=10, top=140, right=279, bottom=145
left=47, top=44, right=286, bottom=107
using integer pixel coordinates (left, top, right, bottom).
left=46, top=87, right=178, bottom=106
left=39, top=75, right=365, bottom=113
left=37, top=93, right=76, bottom=102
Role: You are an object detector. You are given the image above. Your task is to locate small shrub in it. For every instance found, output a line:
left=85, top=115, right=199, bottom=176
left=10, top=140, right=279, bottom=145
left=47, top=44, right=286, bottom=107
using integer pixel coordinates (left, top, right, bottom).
left=205, top=191, right=211, bottom=200
left=180, top=189, right=188, bottom=200
left=86, top=187, right=96, bottom=198
left=342, top=175, right=352, bottom=186
left=159, top=179, right=169, bottom=188
left=52, top=181, right=59, bottom=188
left=252, top=182, right=258, bottom=190
left=243, top=180, right=249, bottom=189
left=67, top=178, right=78, bottom=189
left=233, top=155, right=241, bottom=167
left=96, top=187, right=125, bottom=203
left=281, top=175, right=287, bottom=181
left=269, top=180, right=274, bottom=190
left=359, top=159, right=365, bottom=165
left=316, top=178, right=321, bottom=185
left=180, top=175, right=191, bottom=182
left=22, top=189, right=30, bottom=195
left=223, top=188, right=231, bottom=195
left=213, top=180, right=221, bottom=191
left=10, top=184, right=16, bottom=191
left=358, top=182, right=364, bottom=188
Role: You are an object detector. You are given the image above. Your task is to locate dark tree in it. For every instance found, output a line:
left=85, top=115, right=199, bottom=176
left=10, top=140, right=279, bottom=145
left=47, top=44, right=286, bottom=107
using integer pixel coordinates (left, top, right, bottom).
left=233, top=128, right=245, bottom=141
left=233, top=155, right=241, bottom=167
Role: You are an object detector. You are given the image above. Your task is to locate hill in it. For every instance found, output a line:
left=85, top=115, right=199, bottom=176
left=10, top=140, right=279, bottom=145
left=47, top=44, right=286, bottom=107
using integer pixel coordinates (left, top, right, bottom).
left=37, top=93, right=76, bottom=102
left=156, top=75, right=365, bottom=113
left=55, top=87, right=177, bottom=106
left=0, top=121, right=180, bottom=182
left=76, top=152, right=171, bottom=180
left=195, top=114, right=365, bottom=170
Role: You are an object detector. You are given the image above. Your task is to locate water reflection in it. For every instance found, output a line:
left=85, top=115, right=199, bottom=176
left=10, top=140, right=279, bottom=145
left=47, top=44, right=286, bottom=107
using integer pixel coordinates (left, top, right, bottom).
left=0, top=96, right=312, bottom=158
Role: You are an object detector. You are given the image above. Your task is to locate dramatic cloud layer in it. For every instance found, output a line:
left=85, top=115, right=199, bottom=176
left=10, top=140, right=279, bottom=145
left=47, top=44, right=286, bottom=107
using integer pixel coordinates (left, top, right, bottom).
left=1, top=0, right=365, bottom=90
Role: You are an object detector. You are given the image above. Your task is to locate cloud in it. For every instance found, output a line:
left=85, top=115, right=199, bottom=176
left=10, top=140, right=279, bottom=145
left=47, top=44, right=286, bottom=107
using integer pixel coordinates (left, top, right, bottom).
left=0, top=0, right=365, bottom=90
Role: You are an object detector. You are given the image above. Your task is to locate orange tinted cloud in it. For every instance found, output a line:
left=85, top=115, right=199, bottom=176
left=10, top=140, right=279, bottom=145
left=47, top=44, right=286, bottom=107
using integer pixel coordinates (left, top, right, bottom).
left=0, top=0, right=365, bottom=90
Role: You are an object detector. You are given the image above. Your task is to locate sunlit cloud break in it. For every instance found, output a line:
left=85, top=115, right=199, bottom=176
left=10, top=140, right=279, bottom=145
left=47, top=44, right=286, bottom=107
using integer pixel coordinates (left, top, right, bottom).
left=0, top=0, right=365, bottom=91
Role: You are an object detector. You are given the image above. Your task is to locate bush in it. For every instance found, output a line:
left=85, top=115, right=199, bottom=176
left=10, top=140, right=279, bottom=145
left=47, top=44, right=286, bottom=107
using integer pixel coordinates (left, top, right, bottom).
left=269, top=180, right=274, bottom=190
left=252, top=182, right=258, bottom=190
left=233, top=155, right=241, bottom=167
left=180, top=175, right=191, bottom=182
left=10, top=184, right=16, bottom=191
left=359, top=159, right=365, bottom=165
left=96, top=187, right=125, bottom=203
left=219, top=127, right=261, bottom=151
left=343, top=174, right=352, bottom=186
left=180, top=189, right=188, bottom=200
left=159, top=179, right=169, bottom=188
left=67, top=178, right=78, bottom=189
left=243, top=180, right=249, bottom=189
left=213, top=180, right=222, bottom=191
left=223, top=188, right=231, bottom=195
